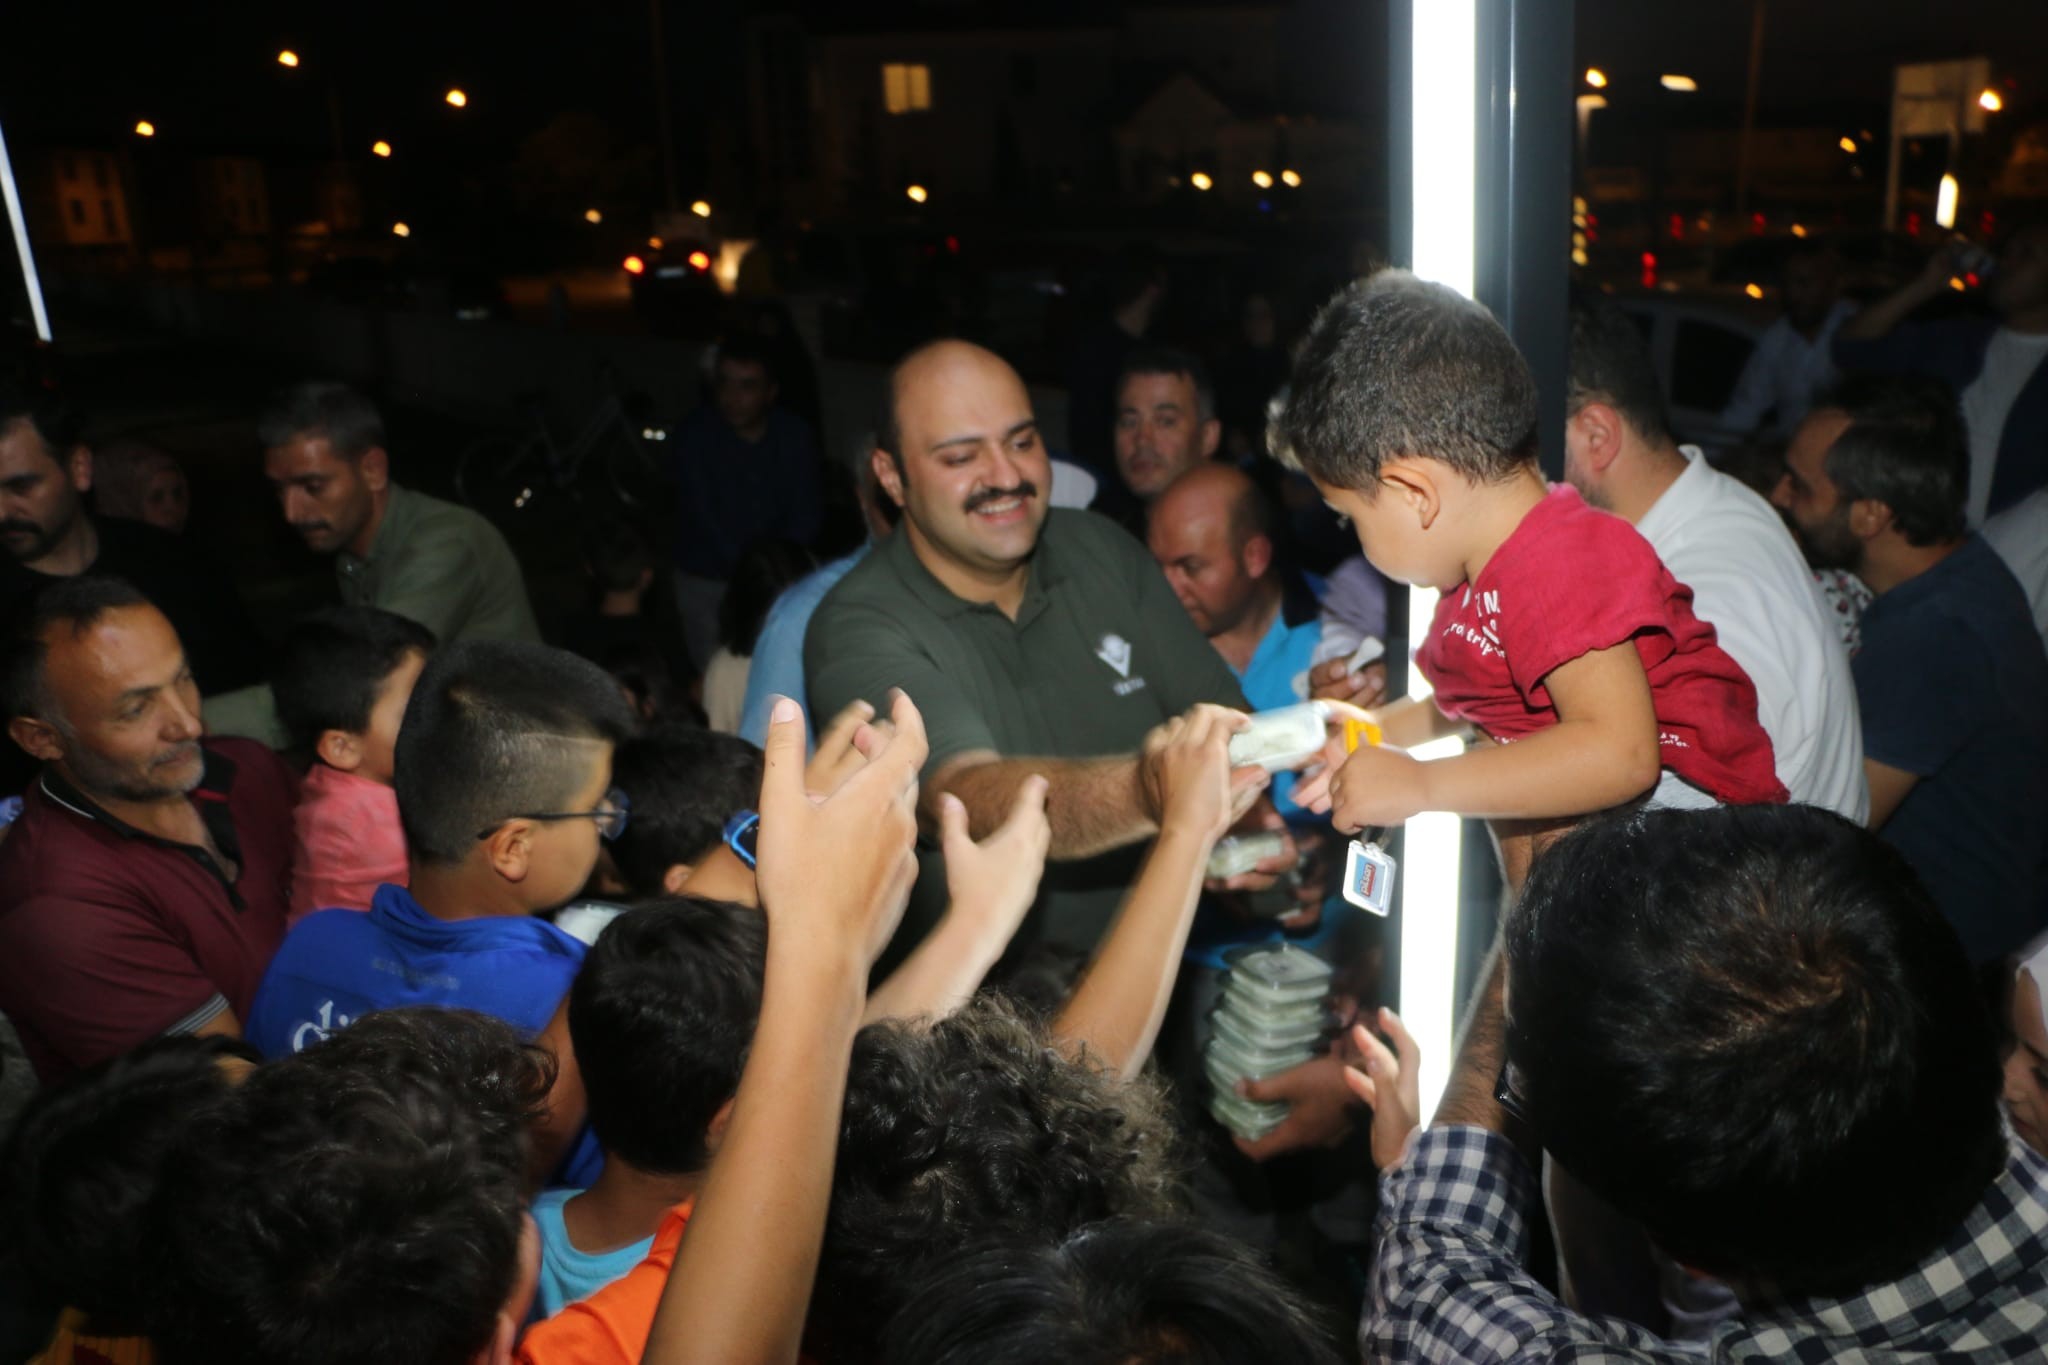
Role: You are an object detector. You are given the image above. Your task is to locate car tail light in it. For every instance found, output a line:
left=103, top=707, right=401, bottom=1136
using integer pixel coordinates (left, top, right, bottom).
left=623, top=255, right=646, bottom=275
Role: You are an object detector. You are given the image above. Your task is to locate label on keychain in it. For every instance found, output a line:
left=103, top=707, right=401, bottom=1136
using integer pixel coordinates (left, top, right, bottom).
left=1342, top=839, right=1396, bottom=916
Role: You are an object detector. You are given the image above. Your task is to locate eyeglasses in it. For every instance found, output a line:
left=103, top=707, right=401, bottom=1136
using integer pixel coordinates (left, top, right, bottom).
left=1494, top=1055, right=1531, bottom=1127
left=476, top=787, right=631, bottom=843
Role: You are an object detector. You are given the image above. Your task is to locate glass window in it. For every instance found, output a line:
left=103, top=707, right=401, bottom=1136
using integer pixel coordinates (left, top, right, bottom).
left=882, top=62, right=932, bottom=114
left=69, top=198, right=86, bottom=226
left=1669, top=319, right=1754, bottom=413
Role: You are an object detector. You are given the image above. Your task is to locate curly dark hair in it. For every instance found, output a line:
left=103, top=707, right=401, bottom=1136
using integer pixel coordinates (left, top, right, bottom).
left=142, top=1008, right=554, bottom=1365
left=0, top=1034, right=258, bottom=1334
left=809, top=997, right=1185, bottom=1364
left=877, top=1217, right=1348, bottom=1365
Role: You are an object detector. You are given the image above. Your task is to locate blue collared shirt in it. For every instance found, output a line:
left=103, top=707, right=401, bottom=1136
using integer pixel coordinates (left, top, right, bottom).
left=739, top=545, right=871, bottom=747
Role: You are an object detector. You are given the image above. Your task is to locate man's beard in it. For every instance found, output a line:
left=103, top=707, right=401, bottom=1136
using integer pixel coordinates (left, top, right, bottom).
left=64, top=739, right=205, bottom=804
left=1787, top=505, right=1863, bottom=573
left=0, top=504, right=78, bottom=564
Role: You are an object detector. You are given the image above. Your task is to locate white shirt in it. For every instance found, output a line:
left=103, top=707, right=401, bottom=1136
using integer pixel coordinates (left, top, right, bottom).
left=1961, top=327, right=2048, bottom=528
left=1636, top=447, right=1869, bottom=821
left=1718, top=300, right=1855, bottom=438
left=1984, top=485, right=2048, bottom=644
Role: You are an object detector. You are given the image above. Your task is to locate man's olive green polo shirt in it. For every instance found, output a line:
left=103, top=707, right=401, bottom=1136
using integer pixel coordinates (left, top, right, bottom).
left=336, top=484, right=541, bottom=645
left=805, top=508, right=1246, bottom=954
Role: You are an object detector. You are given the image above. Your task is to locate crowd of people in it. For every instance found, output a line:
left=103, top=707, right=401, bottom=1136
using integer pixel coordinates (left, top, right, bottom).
left=0, top=219, right=2045, bottom=1365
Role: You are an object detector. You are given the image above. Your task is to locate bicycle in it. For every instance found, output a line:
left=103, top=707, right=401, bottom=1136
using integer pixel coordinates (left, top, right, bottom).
left=454, top=378, right=670, bottom=526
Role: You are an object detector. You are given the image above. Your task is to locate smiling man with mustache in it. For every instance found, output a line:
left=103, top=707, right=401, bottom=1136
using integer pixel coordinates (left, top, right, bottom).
left=805, top=340, right=1293, bottom=967
left=0, top=577, right=297, bottom=1082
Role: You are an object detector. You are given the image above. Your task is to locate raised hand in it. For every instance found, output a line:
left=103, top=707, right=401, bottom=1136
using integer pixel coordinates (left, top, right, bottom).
left=1343, top=1008, right=1424, bottom=1172
left=939, top=774, right=1052, bottom=942
left=759, top=691, right=926, bottom=968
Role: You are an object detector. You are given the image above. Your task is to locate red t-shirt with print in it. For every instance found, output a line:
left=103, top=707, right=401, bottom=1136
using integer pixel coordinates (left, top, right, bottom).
left=1415, top=485, right=1787, bottom=806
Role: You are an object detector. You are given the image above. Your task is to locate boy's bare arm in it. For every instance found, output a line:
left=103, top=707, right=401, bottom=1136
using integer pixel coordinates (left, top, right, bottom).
left=1312, top=644, right=1661, bottom=828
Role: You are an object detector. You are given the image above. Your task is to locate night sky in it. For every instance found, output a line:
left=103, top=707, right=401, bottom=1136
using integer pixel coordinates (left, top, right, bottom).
left=7, top=0, right=2042, bottom=166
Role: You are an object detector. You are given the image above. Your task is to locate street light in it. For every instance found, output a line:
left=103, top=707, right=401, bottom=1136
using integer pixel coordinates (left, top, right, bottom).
left=277, top=50, right=300, bottom=68
left=444, top=88, right=468, bottom=108
left=392, top=222, right=411, bottom=237
left=1980, top=88, right=2004, bottom=113
left=690, top=200, right=711, bottom=218
left=1660, top=73, right=1698, bottom=92
left=1936, top=173, right=1959, bottom=229
left=1190, top=171, right=1213, bottom=191
left=1280, top=168, right=1302, bottom=187
left=371, top=140, right=392, bottom=158
left=906, top=183, right=928, bottom=203
left=133, top=120, right=156, bottom=137
left=584, top=208, right=602, bottom=224
left=1839, top=135, right=1858, bottom=153
left=1584, top=67, right=1607, bottom=89
left=1251, top=169, right=1274, bottom=189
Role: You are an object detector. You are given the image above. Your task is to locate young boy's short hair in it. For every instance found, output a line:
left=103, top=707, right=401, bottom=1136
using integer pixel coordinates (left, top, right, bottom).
left=0, top=1035, right=258, bottom=1334
left=272, top=607, right=436, bottom=753
left=607, top=725, right=764, bottom=893
left=144, top=1009, right=549, bottom=1365
left=1277, top=269, right=1538, bottom=491
left=394, top=641, right=638, bottom=864
left=569, top=897, right=767, bottom=1175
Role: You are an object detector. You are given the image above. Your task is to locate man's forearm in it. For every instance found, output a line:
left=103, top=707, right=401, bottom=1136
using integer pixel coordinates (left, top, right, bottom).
left=1432, top=947, right=1510, bottom=1135
left=937, top=755, right=1150, bottom=859
left=1051, top=824, right=1211, bottom=1080
left=1837, top=279, right=1938, bottom=342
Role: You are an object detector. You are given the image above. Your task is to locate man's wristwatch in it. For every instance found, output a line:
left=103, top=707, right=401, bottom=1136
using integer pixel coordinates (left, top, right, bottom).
left=722, top=809, right=760, bottom=869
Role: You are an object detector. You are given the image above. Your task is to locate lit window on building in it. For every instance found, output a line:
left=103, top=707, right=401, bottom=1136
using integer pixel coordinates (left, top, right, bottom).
left=882, top=63, right=932, bottom=114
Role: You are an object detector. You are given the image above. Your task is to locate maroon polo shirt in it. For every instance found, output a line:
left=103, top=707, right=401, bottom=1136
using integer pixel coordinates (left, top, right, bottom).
left=0, top=737, right=296, bottom=1081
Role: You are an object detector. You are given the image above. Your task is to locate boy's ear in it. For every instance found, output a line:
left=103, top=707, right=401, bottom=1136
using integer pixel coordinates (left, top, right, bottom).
left=702, top=1095, right=739, bottom=1157
left=316, top=728, right=364, bottom=773
left=660, top=862, right=697, bottom=895
left=482, top=822, right=533, bottom=884
left=1381, top=462, right=1442, bottom=532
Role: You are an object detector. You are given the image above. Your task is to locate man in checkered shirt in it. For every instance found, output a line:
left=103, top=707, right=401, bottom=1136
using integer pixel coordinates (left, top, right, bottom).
left=1356, top=804, right=2048, bottom=1362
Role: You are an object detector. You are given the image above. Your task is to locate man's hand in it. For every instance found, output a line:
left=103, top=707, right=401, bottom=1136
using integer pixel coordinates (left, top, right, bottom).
left=804, top=699, right=887, bottom=800
left=938, top=775, right=1052, bottom=941
left=1204, top=796, right=1300, bottom=901
left=1309, top=657, right=1388, bottom=709
left=759, top=692, right=925, bottom=967
left=1232, top=1052, right=1360, bottom=1161
left=1342, top=1008, right=1424, bottom=1172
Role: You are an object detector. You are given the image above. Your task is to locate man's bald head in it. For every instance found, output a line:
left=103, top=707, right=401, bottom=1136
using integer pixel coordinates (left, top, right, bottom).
left=1147, top=463, right=1278, bottom=641
left=1151, top=463, right=1267, bottom=551
left=878, top=340, right=1025, bottom=465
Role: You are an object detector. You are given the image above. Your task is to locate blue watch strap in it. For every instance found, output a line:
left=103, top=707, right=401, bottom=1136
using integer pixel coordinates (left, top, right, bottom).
left=722, top=809, right=760, bottom=869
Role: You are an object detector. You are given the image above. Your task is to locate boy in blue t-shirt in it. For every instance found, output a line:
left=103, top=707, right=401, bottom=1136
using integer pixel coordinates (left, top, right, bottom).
left=245, top=640, right=639, bottom=1176
left=532, top=897, right=768, bottom=1315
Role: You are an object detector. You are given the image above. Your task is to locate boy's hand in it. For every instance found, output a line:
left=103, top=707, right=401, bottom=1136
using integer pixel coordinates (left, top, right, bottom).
left=805, top=699, right=886, bottom=800
left=1309, top=658, right=1388, bottom=709
left=1343, top=1008, right=1423, bottom=1172
left=1142, top=705, right=1240, bottom=844
left=759, top=692, right=925, bottom=967
left=938, top=775, right=1052, bottom=940
left=1295, top=744, right=1428, bottom=832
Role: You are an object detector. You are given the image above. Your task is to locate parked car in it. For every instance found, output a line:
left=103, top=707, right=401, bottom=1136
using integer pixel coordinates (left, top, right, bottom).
left=1603, top=291, right=1771, bottom=452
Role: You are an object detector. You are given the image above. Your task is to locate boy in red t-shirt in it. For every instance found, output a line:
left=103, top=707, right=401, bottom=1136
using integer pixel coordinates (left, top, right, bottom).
left=1282, top=272, right=1784, bottom=872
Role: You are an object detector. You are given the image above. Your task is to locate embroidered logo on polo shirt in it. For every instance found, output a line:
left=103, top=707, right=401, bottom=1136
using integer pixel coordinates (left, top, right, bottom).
left=1096, top=634, right=1133, bottom=677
